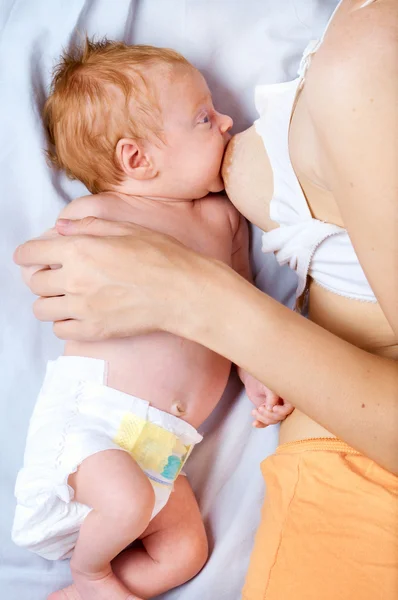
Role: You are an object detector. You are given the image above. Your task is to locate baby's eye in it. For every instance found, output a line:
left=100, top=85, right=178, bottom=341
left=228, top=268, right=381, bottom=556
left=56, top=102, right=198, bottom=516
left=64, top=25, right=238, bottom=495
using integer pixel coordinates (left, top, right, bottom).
left=198, top=113, right=210, bottom=125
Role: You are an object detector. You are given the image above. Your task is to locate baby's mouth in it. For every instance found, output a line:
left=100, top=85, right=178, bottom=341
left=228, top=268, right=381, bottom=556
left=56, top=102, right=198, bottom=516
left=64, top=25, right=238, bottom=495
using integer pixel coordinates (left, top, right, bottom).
left=220, top=135, right=236, bottom=183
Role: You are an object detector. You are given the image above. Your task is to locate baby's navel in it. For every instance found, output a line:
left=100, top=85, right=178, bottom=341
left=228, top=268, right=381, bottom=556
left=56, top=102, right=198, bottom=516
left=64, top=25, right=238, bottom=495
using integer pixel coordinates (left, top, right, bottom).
left=171, top=401, right=186, bottom=417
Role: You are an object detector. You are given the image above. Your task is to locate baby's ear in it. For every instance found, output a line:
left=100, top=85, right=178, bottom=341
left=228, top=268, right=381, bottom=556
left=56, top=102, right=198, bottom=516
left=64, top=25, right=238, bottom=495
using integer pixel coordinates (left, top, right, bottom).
left=115, top=138, right=157, bottom=180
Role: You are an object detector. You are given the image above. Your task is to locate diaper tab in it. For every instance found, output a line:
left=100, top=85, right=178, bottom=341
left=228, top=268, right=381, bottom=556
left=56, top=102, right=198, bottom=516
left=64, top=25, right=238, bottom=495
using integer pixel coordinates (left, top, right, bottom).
left=114, top=413, right=199, bottom=487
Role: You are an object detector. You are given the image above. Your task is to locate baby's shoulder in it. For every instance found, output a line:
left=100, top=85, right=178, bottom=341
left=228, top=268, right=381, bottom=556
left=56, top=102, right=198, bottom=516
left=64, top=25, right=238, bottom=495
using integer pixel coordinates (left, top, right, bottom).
left=58, top=193, right=116, bottom=220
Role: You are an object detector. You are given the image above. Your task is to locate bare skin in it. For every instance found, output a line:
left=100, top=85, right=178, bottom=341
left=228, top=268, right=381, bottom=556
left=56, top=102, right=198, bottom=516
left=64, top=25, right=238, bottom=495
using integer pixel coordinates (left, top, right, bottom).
left=13, top=3, right=398, bottom=596
left=62, top=191, right=240, bottom=428
left=41, top=66, right=239, bottom=600
left=25, top=61, right=279, bottom=600
left=15, top=0, right=398, bottom=472
left=48, top=191, right=277, bottom=600
left=48, top=476, right=208, bottom=600
left=22, top=217, right=397, bottom=469
left=222, top=0, right=398, bottom=449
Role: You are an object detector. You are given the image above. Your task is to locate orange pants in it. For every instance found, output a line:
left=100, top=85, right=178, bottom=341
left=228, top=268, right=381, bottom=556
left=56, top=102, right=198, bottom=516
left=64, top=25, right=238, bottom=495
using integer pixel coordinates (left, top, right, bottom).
left=243, top=438, right=398, bottom=600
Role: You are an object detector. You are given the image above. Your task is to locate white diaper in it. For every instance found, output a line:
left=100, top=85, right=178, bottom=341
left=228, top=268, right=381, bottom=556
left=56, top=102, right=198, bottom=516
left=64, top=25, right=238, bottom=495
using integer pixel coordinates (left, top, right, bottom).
left=12, top=356, right=202, bottom=560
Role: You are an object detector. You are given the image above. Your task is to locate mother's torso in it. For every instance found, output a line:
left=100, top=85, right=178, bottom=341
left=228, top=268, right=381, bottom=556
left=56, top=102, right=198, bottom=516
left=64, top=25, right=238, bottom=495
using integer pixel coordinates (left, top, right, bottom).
left=223, top=0, right=397, bottom=443
left=282, top=81, right=397, bottom=442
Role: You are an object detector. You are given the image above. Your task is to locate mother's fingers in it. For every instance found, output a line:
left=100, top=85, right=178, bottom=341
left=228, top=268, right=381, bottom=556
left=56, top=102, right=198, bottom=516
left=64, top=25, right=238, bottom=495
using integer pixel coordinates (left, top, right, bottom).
left=56, top=216, right=144, bottom=237
left=29, top=267, right=65, bottom=297
left=32, top=296, right=103, bottom=341
left=33, top=295, right=73, bottom=322
left=52, top=318, right=104, bottom=342
left=14, top=237, right=69, bottom=267
left=52, top=319, right=81, bottom=341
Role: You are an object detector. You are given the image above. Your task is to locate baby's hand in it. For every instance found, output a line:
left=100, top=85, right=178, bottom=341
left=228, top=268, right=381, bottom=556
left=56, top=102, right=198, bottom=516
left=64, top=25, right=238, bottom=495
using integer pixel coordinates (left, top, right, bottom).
left=240, top=370, right=294, bottom=429
left=251, top=397, right=294, bottom=429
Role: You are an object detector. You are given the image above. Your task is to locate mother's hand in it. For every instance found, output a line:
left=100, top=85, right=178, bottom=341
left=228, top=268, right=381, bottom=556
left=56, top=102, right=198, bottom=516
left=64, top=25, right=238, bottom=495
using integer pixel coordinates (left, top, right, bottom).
left=13, top=217, right=208, bottom=341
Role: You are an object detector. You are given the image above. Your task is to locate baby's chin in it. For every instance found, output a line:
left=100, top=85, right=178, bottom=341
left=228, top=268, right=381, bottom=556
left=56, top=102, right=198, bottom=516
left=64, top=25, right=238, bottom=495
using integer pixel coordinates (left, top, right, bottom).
left=208, top=174, right=225, bottom=194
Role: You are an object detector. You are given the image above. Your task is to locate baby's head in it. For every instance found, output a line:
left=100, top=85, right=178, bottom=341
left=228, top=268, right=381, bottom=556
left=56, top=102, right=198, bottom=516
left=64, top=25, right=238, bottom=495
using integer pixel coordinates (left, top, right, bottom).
left=44, top=38, right=233, bottom=199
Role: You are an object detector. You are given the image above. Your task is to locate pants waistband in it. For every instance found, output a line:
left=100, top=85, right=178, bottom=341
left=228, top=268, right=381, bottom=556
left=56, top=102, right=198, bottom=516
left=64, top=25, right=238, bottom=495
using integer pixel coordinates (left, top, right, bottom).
left=276, top=437, right=361, bottom=455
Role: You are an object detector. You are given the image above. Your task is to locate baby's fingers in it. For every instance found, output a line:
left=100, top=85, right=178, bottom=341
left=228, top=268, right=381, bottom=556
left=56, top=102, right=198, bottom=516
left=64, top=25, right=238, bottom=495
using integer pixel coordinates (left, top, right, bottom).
left=252, top=419, right=267, bottom=429
left=263, top=391, right=280, bottom=410
left=251, top=407, right=282, bottom=427
left=272, top=402, right=295, bottom=418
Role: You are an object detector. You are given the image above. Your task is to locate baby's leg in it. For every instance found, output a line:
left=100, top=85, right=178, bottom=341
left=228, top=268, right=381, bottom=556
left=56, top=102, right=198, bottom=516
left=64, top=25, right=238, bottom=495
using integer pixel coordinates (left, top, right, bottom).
left=113, top=475, right=209, bottom=598
left=49, top=449, right=154, bottom=600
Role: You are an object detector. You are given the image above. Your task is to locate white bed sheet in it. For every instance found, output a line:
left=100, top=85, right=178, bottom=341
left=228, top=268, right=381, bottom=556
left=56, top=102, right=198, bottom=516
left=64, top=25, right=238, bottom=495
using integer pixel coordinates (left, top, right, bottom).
left=0, top=1, right=338, bottom=598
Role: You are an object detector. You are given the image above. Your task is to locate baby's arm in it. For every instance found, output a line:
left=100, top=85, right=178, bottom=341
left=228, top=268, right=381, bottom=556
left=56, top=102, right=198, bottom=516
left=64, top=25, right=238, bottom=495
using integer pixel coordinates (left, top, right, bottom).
left=229, top=208, right=294, bottom=428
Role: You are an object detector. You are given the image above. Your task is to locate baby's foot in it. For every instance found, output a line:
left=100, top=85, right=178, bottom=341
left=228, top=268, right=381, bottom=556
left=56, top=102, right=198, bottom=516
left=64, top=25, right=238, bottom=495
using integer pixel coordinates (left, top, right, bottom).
left=48, top=571, right=142, bottom=600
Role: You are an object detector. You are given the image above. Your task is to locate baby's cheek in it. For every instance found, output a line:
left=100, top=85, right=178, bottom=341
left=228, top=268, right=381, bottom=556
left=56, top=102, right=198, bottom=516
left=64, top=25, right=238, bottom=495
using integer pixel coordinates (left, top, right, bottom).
left=208, top=173, right=225, bottom=194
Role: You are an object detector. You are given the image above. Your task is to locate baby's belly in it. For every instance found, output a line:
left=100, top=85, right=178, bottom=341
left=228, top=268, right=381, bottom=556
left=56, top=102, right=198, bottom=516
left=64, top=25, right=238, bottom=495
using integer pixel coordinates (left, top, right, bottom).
left=281, top=281, right=398, bottom=445
left=64, top=334, right=231, bottom=429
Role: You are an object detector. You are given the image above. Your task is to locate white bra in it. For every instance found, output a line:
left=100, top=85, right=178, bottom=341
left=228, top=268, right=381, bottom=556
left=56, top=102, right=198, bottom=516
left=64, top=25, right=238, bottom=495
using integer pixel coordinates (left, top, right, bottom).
left=255, top=0, right=377, bottom=303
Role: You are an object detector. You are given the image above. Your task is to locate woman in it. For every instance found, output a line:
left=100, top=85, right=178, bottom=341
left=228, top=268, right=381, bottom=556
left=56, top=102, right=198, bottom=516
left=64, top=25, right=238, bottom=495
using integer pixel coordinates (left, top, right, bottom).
left=14, top=1, right=397, bottom=598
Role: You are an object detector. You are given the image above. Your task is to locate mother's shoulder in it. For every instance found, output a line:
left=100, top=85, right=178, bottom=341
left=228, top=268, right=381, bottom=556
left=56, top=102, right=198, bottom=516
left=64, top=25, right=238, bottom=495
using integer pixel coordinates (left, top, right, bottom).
left=302, top=0, right=397, bottom=175
left=306, top=0, right=397, bottom=111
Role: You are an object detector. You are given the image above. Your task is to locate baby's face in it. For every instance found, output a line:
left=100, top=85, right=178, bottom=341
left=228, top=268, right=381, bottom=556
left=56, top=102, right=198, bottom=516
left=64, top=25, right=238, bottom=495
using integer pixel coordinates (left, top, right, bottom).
left=153, top=65, right=233, bottom=199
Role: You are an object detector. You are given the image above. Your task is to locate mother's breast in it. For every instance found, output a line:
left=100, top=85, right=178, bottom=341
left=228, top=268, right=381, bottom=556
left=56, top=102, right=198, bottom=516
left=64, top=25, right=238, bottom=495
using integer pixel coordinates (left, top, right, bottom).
left=221, top=126, right=278, bottom=233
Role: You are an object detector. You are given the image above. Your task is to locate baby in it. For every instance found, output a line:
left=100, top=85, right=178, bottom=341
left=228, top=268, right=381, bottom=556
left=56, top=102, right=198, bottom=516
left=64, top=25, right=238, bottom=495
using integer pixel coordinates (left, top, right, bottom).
left=12, top=39, right=293, bottom=600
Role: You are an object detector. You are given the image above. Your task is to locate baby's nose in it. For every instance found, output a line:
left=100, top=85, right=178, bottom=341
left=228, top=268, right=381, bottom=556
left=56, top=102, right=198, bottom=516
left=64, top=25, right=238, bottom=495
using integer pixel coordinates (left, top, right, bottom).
left=220, top=113, right=233, bottom=133
left=223, top=131, right=232, bottom=146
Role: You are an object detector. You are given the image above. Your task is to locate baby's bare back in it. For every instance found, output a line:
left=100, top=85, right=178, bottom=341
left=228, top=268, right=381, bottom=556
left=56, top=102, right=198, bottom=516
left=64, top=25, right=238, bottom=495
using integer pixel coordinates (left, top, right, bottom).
left=64, top=192, right=237, bottom=428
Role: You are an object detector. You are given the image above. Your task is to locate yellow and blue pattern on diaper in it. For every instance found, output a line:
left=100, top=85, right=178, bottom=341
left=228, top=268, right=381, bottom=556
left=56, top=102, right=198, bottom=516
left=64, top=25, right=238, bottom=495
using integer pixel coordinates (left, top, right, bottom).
left=113, top=413, right=192, bottom=486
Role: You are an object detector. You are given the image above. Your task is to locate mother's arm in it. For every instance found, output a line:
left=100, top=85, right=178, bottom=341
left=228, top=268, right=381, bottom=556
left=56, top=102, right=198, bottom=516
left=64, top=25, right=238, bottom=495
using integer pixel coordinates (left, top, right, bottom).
left=218, top=1, right=398, bottom=470
left=13, top=4, right=398, bottom=473
left=14, top=216, right=398, bottom=474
